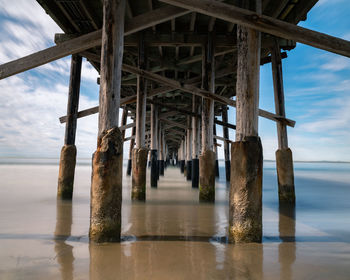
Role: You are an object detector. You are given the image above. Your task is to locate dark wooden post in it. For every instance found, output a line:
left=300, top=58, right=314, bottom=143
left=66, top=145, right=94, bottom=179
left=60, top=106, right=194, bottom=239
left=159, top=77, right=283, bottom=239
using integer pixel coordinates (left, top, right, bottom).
left=186, top=116, right=192, bottom=181
left=57, top=54, right=82, bottom=200
left=126, top=126, right=135, bottom=176
left=271, top=39, right=295, bottom=203
left=229, top=0, right=263, bottom=243
left=192, top=95, right=200, bottom=188
left=150, top=103, right=158, bottom=187
left=213, top=124, right=220, bottom=178
left=132, top=32, right=148, bottom=201
left=159, top=125, right=165, bottom=176
left=90, top=0, right=125, bottom=243
left=199, top=33, right=216, bottom=202
left=180, top=139, right=185, bottom=173
left=222, top=105, right=230, bottom=181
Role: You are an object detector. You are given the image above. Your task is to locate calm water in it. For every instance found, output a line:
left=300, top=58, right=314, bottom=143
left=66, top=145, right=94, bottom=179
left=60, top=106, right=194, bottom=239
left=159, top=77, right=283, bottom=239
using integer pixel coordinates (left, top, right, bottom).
left=0, top=159, right=349, bottom=279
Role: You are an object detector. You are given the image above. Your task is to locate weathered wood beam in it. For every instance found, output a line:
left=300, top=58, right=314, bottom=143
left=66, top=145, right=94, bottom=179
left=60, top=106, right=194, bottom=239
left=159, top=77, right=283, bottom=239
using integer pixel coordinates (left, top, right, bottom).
left=122, top=64, right=233, bottom=106
left=160, top=118, right=187, bottom=130
left=214, top=117, right=236, bottom=130
left=122, top=63, right=296, bottom=127
left=214, top=135, right=233, bottom=143
left=123, top=33, right=236, bottom=47
left=59, top=86, right=172, bottom=123
left=160, top=0, right=350, bottom=58
left=0, top=30, right=101, bottom=79
left=0, top=6, right=190, bottom=80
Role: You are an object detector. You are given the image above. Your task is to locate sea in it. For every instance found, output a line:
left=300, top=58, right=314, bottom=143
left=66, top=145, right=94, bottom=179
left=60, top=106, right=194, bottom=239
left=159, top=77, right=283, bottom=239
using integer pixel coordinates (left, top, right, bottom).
left=0, top=158, right=349, bottom=279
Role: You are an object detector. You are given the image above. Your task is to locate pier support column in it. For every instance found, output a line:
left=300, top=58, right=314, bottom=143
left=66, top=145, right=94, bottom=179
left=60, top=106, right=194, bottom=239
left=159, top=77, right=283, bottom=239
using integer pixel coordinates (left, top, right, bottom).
left=213, top=124, right=220, bottom=178
left=271, top=39, right=295, bottom=203
left=186, top=116, right=192, bottom=181
left=192, top=95, right=200, bottom=188
left=222, top=105, right=231, bottom=182
left=90, top=0, right=125, bottom=243
left=150, top=103, right=158, bottom=187
left=57, top=54, right=82, bottom=200
left=126, top=126, right=135, bottom=176
left=180, top=139, right=185, bottom=174
left=199, top=33, right=216, bottom=202
left=132, top=32, right=148, bottom=200
left=158, top=125, right=165, bottom=176
left=229, top=0, right=263, bottom=243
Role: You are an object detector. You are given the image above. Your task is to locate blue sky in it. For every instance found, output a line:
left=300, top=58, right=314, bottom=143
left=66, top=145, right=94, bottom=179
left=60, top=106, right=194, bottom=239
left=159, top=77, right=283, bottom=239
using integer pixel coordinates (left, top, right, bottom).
left=0, top=0, right=349, bottom=161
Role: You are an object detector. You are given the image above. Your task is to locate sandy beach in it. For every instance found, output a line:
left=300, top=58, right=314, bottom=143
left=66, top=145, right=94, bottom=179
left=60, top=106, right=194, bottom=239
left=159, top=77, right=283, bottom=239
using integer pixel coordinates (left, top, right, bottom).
left=0, top=161, right=349, bottom=279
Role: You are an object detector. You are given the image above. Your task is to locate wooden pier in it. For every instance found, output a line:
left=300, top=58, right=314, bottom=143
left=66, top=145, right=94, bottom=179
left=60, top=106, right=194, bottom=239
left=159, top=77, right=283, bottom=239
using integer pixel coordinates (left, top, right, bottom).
left=1, top=0, right=350, bottom=243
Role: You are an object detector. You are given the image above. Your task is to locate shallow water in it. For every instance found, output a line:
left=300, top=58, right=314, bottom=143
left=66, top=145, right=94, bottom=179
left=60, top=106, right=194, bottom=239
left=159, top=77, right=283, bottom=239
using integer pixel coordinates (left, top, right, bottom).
left=0, top=161, right=349, bottom=279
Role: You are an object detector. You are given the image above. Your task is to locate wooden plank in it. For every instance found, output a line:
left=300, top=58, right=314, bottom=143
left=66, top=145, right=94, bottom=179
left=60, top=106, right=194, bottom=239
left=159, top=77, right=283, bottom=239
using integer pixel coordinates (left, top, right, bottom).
left=0, top=30, right=101, bottom=80
left=0, top=6, right=190, bottom=80
left=59, top=86, right=172, bottom=123
left=64, top=54, right=82, bottom=145
left=122, top=64, right=233, bottom=107
left=160, top=118, right=187, bottom=130
left=160, top=0, right=350, bottom=58
left=214, top=135, right=233, bottom=143
left=120, top=122, right=136, bottom=131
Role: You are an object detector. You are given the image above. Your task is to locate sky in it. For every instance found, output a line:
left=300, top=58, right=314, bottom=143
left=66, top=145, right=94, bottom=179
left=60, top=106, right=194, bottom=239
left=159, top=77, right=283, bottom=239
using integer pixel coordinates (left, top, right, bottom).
left=0, top=0, right=349, bottom=161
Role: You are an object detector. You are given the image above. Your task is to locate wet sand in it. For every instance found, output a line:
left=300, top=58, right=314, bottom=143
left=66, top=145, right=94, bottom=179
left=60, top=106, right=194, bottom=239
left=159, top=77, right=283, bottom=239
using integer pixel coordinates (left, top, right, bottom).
left=0, top=161, right=350, bottom=279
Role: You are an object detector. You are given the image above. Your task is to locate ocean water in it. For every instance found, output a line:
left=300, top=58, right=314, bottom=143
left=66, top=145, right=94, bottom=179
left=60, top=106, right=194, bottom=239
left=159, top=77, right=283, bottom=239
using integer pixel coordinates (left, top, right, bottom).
left=0, top=159, right=349, bottom=279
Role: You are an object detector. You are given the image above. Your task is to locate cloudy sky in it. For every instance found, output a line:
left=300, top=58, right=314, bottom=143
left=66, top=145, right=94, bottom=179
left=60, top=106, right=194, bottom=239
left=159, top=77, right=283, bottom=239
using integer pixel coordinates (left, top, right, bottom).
left=0, top=0, right=349, bottom=161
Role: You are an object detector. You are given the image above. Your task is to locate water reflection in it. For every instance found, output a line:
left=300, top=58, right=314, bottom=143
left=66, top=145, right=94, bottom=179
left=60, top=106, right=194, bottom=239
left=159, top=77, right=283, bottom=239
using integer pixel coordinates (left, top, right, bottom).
left=54, top=200, right=74, bottom=280
left=278, top=202, right=296, bottom=280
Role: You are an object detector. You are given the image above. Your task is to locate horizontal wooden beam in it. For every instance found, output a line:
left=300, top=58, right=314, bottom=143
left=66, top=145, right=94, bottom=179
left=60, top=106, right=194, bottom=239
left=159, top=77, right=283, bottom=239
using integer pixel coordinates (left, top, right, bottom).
left=214, top=135, right=233, bottom=143
left=59, top=86, right=172, bottom=123
left=214, top=118, right=236, bottom=130
left=122, top=64, right=296, bottom=127
left=160, top=118, right=187, bottom=130
left=0, top=6, right=190, bottom=80
left=160, top=0, right=350, bottom=58
left=122, top=64, right=234, bottom=106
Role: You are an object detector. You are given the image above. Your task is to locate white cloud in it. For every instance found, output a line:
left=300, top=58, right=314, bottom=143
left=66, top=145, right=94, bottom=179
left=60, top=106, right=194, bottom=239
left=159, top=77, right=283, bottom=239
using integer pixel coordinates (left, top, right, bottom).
left=320, top=56, right=350, bottom=72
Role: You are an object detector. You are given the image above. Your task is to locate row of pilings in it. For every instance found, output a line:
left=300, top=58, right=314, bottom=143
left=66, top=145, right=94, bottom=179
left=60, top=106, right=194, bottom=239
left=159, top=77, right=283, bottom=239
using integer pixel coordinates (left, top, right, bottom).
left=56, top=0, right=296, bottom=245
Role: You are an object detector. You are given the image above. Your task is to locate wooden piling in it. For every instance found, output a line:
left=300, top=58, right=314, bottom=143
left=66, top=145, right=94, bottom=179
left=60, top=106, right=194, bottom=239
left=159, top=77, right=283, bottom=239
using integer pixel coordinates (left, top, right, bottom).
left=180, top=139, right=185, bottom=174
left=159, top=125, right=165, bottom=176
left=186, top=116, right=192, bottom=181
left=126, top=126, right=135, bottom=176
left=132, top=32, right=148, bottom=201
left=229, top=0, right=263, bottom=243
left=150, top=103, right=158, bottom=187
left=213, top=124, right=220, bottom=178
left=192, top=95, right=200, bottom=188
left=90, top=0, right=125, bottom=243
left=222, top=105, right=231, bottom=182
left=57, top=54, right=82, bottom=200
left=271, top=39, right=295, bottom=203
left=199, top=33, right=216, bottom=202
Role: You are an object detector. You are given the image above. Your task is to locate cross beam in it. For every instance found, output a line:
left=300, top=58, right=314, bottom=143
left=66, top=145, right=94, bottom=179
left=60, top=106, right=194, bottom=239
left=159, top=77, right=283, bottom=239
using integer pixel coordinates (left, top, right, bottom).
left=160, top=0, right=350, bottom=58
left=0, top=6, right=190, bottom=79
